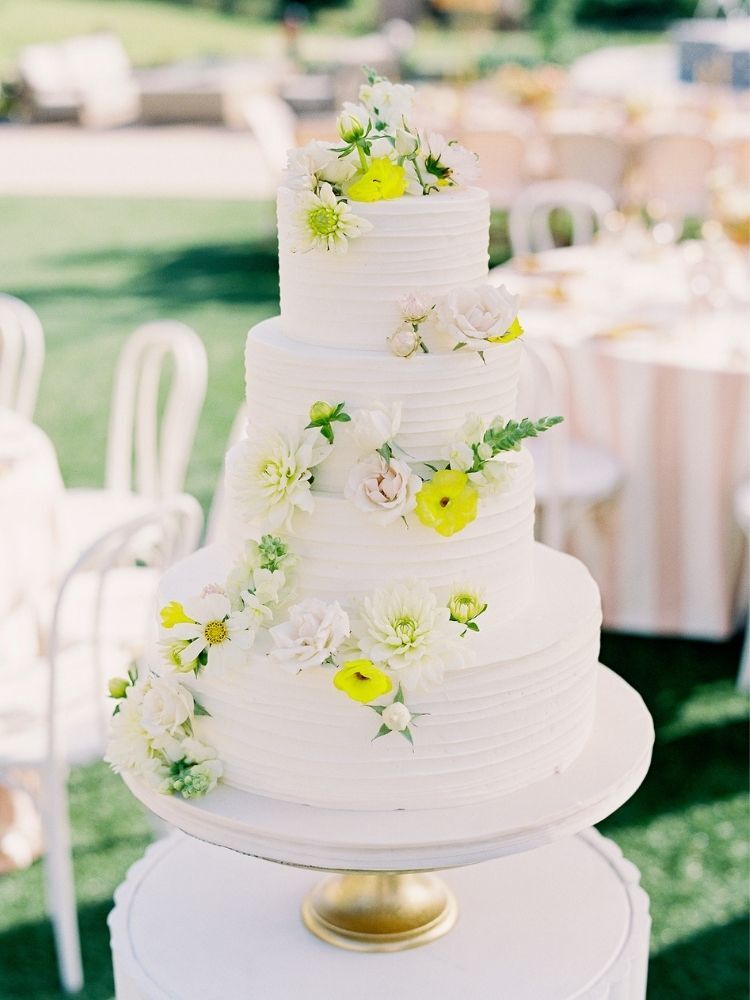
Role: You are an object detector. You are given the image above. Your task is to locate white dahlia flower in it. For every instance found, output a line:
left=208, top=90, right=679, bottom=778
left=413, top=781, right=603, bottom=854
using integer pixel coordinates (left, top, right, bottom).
left=290, top=183, right=372, bottom=254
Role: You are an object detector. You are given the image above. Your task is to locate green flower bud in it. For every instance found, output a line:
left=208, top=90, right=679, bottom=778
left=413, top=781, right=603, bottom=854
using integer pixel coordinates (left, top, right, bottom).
left=448, top=590, right=486, bottom=625
left=108, top=676, right=130, bottom=699
left=309, top=400, right=336, bottom=424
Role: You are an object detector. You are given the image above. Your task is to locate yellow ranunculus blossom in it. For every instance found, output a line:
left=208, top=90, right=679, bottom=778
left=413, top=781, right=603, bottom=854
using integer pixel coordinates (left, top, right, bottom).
left=333, top=659, right=393, bottom=703
left=488, top=315, right=524, bottom=344
left=347, top=158, right=407, bottom=203
left=415, top=470, right=478, bottom=537
left=160, top=601, right=194, bottom=629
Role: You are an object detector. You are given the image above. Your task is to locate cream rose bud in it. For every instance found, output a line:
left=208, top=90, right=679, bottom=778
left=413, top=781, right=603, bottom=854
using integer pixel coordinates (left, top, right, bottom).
left=108, top=676, right=130, bottom=699
left=435, top=285, right=520, bottom=352
left=345, top=454, right=421, bottom=525
left=140, top=676, right=194, bottom=737
left=388, top=324, right=420, bottom=358
left=269, top=599, right=350, bottom=672
left=382, top=702, right=412, bottom=732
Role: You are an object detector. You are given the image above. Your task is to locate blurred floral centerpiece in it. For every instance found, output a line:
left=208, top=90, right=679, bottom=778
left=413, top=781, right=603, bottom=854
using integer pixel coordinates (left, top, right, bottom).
left=491, top=63, right=567, bottom=110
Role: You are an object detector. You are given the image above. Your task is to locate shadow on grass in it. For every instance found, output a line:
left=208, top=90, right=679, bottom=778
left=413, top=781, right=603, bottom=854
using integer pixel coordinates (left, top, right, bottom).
left=13, top=240, right=280, bottom=313
left=0, top=899, right=115, bottom=1000
left=648, top=916, right=750, bottom=1000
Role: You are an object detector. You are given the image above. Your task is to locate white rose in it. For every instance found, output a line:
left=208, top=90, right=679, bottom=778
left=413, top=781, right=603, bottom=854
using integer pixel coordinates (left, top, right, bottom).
left=140, top=675, right=194, bottom=737
left=388, top=324, right=420, bottom=358
left=345, top=454, right=421, bottom=524
left=382, top=702, right=412, bottom=732
left=349, top=404, right=402, bottom=454
left=434, top=284, right=520, bottom=352
left=269, top=599, right=350, bottom=673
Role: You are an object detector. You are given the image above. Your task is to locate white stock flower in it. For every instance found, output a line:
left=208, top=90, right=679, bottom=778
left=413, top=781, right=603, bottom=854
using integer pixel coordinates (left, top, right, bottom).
left=447, top=440, right=474, bottom=472
left=179, top=736, right=220, bottom=764
left=469, top=454, right=517, bottom=497
left=349, top=404, right=402, bottom=454
left=345, top=453, right=421, bottom=524
left=354, top=581, right=469, bottom=690
left=290, top=183, right=373, bottom=254
left=169, top=590, right=258, bottom=675
left=239, top=589, right=275, bottom=631
left=104, top=684, right=151, bottom=774
left=394, top=126, right=420, bottom=157
left=445, top=412, right=485, bottom=471
left=179, top=759, right=223, bottom=799
left=426, top=132, right=479, bottom=187
left=227, top=425, right=330, bottom=531
left=284, top=140, right=357, bottom=191
left=140, top=674, right=194, bottom=737
left=269, top=599, right=350, bottom=673
left=382, top=701, right=412, bottom=732
left=359, top=79, right=415, bottom=128
left=434, top=285, right=519, bottom=352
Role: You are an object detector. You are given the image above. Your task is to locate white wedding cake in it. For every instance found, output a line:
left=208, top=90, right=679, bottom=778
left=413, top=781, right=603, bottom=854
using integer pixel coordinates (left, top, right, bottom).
left=106, top=72, right=601, bottom=812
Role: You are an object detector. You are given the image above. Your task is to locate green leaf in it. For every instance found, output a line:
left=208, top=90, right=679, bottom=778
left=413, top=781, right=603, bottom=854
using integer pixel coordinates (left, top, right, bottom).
left=372, top=723, right=391, bottom=741
left=193, top=700, right=211, bottom=717
left=370, top=704, right=386, bottom=716
left=112, top=703, right=120, bottom=716
left=377, top=442, right=393, bottom=462
left=320, top=423, right=334, bottom=445
left=394, top=684, right=405, bottom=704
left=198, top=649, right=208, bottom=666
left=452, top=342, right=466, bottom=351
left=482, top=415, right=564, bottom=456
left=478, top=350, right=486, bottom=366
left=419, top=341, right=430, bottom=353
left=127, top=665, right=138, bottom=685
left=466, top=621, right=480, bottom=632
left=400, top=727, right=414, bottom=746
left=333, top=412, right=351, bottom=423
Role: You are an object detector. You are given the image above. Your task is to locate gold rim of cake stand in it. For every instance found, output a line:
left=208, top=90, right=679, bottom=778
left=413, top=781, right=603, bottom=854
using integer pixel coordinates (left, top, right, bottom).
left=301, top=871, right=458, bottom=952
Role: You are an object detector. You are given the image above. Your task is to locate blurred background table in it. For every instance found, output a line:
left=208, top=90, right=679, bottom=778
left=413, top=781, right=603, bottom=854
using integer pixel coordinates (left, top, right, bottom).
left=493, top=241, right=750, bottom=639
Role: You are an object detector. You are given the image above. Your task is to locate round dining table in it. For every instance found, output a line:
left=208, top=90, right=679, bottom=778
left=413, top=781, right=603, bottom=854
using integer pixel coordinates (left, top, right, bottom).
left=492, top=239, right=750, bottom=640
left=0, top=408, right=64, bottom=871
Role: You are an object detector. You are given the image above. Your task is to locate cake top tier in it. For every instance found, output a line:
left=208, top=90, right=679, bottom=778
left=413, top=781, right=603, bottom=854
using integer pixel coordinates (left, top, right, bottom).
left=276, top=69, right=500, bottom=352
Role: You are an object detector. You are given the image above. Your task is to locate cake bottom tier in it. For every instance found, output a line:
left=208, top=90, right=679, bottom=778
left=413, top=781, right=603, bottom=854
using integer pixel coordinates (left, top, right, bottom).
left=155, top=543, right=602, bottom=811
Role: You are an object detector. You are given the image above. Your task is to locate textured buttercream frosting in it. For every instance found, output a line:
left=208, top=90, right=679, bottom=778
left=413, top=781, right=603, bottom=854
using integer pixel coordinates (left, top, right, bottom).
left=277, top=186, right=490, bottom=350
left=245, top=317, right=522, bottom=493
left=156, top=544, right=600, bottom=810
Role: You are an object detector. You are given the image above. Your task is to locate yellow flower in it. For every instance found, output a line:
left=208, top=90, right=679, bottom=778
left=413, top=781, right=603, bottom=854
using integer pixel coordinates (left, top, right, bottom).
left=488, top=315, right=524, bottom=344
left=333, top=659, right=393, bottom=703
left=415, top=470, right=478, bottom=537
left=347, top=158, right=407, bottom=203
left=160, top=601, right=194, bottom=629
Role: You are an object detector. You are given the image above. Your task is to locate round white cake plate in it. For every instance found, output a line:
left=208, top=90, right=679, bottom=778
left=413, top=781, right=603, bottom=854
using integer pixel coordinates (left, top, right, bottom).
left=124, top=665, right=653, bottom=873
left=109, top=827, right=652, bottom=1000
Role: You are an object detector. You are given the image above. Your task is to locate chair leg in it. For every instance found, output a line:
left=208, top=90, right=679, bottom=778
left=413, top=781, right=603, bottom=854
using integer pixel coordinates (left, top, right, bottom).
left=738, top=615, right=750, bottom=693
left=40, top=760, right=84, bottom=994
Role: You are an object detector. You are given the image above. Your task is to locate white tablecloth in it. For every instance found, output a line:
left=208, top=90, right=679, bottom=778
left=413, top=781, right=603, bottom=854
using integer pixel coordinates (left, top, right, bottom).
left=0, top=409, right=64, bottom=628
left=493, top=242, right=750, bottom=639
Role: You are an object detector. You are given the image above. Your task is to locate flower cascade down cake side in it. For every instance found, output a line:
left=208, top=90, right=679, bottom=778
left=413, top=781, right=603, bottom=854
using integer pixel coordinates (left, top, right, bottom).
left=106, top=70, right=602, bottom=811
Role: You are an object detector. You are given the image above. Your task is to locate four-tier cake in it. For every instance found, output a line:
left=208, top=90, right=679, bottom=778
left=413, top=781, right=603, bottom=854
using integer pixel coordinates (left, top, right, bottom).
left=106, top=70, right=603, bottom=814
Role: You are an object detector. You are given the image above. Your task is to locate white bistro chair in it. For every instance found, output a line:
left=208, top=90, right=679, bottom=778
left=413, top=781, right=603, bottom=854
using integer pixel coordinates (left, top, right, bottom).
left=518, top=339, right=623, bottom=552
left=0, top=293, right=45, bottom=419
left=0, top=496, right=203, bottom=993
left=508, top=180, right=616, bottom=256
left=61, top=320, right=207, bottom=559
left=459, top=129, right=528, bottom=209
left=634, top=133, right=716, bottom=219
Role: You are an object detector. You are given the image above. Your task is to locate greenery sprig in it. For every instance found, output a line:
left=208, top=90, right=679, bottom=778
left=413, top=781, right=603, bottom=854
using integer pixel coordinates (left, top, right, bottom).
left=467, top=415, right=563, bottom=474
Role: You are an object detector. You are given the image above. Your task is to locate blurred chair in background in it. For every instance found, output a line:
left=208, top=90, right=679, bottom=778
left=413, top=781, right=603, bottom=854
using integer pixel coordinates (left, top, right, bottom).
left=242, top=93, right=298, bottom=180
left=547, top=132, right=629, bottom=202
left=0, top=496, right=204, bottom=994
left=459, top=129, right=528, bottom=208
left=508, top=180, right=615, bottom=256
left=634, top=133, right=716, bottom=219
left=519, top=339, right=623, bottom=553
left=17, top=32, right=139, bottom=127
left=0, top=294, right=45, bottom=420
left=61, top=321, right=207, bottom=559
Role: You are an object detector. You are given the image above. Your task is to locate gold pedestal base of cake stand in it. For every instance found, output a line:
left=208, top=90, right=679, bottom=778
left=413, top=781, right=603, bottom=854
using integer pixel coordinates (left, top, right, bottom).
left=301, top=871, right=458, bottom=952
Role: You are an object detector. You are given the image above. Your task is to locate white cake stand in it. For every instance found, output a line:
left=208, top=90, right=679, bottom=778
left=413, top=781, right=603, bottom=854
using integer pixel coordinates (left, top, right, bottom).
left=124, top=665, right=653, bottom=954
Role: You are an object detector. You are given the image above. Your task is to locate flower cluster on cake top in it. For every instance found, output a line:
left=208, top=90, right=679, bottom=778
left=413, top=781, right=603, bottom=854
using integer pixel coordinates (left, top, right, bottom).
left=285, top=67, right=480, bottom=253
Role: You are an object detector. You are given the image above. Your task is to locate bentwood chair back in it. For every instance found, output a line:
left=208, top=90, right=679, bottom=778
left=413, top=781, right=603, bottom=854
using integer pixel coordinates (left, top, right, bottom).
left=508, top=180, right=615, bottom=256
left=0, top=294, right=45, bottom=419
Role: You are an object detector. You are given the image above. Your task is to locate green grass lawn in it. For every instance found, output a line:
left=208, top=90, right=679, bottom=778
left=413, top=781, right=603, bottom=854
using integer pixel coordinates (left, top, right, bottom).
left=0, top=197, right=747, bottom=998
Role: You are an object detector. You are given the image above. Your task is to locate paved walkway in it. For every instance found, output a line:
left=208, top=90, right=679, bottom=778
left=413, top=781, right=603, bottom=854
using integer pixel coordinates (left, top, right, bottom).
left=0, top=124, right=276, bottom=198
